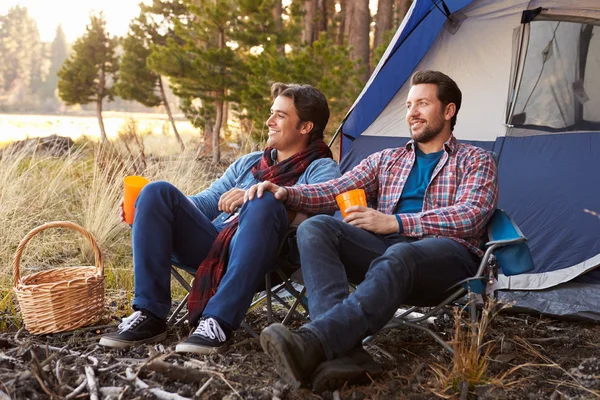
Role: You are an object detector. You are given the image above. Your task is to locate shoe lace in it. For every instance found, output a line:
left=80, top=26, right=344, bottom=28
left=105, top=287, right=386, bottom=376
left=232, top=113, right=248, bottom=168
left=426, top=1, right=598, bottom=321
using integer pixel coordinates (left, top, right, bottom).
left=118, top=311, right=146, bottom=332
left=193, top=318, right=226, bottom=342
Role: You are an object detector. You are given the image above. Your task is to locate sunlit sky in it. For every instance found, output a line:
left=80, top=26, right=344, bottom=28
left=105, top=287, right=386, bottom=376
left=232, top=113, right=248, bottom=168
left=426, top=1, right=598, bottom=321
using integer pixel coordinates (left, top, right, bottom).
left=2, top=0, right=379, bottom=43
left=0, top=0, right=143, bottom=42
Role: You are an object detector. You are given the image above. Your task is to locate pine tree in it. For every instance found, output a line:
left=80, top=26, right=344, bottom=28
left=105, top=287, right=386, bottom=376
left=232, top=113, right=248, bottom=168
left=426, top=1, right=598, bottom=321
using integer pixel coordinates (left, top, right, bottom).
left=57, top=13, right=119, bottom=144
left=0, top=6, right=43, bottom=110
left=116, top=8, right=185, bottom=151
left=42, top=25, right=69, bottom=106
left=148, top=0, right=245, bottom=163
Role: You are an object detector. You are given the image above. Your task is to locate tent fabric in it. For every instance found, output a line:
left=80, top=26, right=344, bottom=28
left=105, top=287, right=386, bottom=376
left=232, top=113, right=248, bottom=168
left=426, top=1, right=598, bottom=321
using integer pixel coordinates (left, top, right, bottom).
left=499, top=282, right=600, bottom=322
left=337, top=0, right=600, bottom=319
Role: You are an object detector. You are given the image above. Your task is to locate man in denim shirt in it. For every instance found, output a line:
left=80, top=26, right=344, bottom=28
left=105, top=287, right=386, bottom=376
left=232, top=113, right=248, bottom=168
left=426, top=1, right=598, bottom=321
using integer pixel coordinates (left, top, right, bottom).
left=100, top=83, right=340, bottom=354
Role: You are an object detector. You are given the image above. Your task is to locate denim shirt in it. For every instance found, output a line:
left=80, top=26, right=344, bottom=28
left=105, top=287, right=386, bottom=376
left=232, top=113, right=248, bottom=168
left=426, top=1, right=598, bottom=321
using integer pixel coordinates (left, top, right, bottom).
left=188, top=151, right=340, bottom=229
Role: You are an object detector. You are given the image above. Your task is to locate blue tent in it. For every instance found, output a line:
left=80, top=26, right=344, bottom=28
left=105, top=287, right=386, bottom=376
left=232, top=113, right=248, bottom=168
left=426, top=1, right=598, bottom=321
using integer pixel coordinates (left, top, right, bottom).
left=336, top=0, right=600, bottom=320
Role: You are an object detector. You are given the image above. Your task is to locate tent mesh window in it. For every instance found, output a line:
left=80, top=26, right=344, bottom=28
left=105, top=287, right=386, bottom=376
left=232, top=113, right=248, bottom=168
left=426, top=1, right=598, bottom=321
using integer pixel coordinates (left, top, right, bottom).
left=511, top=21, right=600, bottom=132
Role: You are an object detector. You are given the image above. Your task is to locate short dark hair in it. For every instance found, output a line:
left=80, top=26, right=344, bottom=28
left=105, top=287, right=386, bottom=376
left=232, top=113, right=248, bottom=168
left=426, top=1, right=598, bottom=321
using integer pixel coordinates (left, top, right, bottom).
left=410, top=70, right=462, bottom=130
left=271, top=83, right=330, bottom=142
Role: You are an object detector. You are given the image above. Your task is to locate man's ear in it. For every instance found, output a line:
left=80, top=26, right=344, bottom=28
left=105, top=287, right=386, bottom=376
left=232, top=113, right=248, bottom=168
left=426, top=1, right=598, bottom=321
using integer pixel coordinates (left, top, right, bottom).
left=300, top=121, right=314, bottom=136
left=444, top=103, right=456, bottom=121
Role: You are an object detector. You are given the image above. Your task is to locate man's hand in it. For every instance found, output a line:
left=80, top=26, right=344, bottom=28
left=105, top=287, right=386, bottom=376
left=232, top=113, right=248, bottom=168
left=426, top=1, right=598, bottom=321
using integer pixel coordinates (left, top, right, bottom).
left=343, top=206, right=399, bottom=235
left=119, top=198, right=126, bottom=223
left=244, top=182, right=288, bottom=202
left=218, top=188, right=246, bottom=213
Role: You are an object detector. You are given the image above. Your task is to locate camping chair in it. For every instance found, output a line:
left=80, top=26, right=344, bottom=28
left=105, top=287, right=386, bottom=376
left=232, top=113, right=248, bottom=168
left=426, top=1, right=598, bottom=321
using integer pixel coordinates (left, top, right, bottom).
left=363, top=208, right=535, bottom=353
left=167, top=228, right=308, bottom=337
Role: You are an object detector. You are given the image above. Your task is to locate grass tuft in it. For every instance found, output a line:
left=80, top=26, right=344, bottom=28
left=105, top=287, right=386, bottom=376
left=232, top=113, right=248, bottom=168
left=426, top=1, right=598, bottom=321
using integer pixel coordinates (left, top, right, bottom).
left=0, top=127, right=225, bottom=328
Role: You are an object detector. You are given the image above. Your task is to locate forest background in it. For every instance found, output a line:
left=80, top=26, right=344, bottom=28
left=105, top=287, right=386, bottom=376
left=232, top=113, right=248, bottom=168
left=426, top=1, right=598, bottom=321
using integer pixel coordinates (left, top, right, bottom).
left=1, top=0, right=413, bottom=161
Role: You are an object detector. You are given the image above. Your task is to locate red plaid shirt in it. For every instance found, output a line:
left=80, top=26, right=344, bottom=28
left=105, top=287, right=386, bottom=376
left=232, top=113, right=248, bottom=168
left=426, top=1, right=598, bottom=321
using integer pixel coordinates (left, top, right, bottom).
left=285, top=135, right=498, bottom=256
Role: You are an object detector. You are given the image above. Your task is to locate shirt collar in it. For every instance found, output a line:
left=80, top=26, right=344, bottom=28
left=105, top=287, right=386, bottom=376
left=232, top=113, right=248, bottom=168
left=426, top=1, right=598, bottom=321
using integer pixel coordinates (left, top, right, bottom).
left=405, top=134, right=457, bottom=154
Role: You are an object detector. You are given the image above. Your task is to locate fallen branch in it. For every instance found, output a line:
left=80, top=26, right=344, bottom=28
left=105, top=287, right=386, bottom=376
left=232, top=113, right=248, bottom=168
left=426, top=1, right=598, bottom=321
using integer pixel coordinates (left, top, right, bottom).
left=65, top=380, right=87, bottom=399
left=85, top=366, right=99, bottom=400
left=145, top=359, right=213, bottom=383
left=125, top=367, right=192, bottom=400
left=99, top=386, right=125, bottom=397
left=195, top=377, right=214, bottom=397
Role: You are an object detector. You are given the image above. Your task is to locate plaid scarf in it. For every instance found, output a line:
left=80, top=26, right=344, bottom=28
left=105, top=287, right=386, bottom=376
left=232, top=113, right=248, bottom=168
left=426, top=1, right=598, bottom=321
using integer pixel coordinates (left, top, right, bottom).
left=188, top=140, right=333, bottom=327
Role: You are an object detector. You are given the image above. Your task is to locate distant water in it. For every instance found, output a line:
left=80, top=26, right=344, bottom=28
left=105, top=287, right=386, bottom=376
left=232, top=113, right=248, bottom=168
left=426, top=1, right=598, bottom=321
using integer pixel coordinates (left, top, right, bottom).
left=0, top=113, right=194, bottom=145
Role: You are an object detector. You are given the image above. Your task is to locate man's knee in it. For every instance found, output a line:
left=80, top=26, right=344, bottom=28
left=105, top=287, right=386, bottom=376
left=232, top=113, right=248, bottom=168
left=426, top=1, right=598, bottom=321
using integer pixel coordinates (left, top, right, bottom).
left=137, top=181, right=176, bottom=206
left=297, top=214, right=337, bottom=243
left=240, top=191, right=286, bottom=222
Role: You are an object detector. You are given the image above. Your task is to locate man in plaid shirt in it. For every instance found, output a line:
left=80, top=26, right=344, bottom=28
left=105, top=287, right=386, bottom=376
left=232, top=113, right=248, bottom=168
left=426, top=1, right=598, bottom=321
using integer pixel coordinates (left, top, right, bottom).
left=246, top=70, right=498, bottom=391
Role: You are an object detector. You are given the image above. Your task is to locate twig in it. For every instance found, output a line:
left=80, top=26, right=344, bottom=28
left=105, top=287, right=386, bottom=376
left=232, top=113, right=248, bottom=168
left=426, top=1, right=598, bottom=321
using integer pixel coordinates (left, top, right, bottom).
left=524, top=336, right=571, bottom=344
left=30, top=350, right=58, bottom=398
left=195, top=377, right=214, bottom=397
left=98, top=362, right=126, bottom=373
left=55, top=359, right=62, bottom=385
left=85, top=366, right=99, bottom=400
left=182, top=360, right=242, bottom=399
left=13, top=328, right=24, bottom=343
left=65, top=380, right=87, bottom=399
left=99, top=386, right=125, bottom=397
left=125, top=367, right=192, bottom=400
left=117, top=386, right=130, bottom=400
left=87, top=355, right=99, bottom=366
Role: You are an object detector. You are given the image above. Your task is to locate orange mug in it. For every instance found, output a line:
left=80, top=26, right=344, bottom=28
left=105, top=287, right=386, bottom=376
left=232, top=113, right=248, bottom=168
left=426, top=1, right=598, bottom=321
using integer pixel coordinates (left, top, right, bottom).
left=123, top=176, right=150, bottom=224
left=336, top=189, right=367, bottom=218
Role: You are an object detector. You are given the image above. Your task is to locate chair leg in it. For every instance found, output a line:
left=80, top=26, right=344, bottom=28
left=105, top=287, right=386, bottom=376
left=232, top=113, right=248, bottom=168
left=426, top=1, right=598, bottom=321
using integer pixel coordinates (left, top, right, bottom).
left=282, top=287, right=307, bottom=325
left=265, top=273, right=273, bottom=324
left=167, top=292, right=190, bottom=325
left=240, top=320, right=259, bottom=338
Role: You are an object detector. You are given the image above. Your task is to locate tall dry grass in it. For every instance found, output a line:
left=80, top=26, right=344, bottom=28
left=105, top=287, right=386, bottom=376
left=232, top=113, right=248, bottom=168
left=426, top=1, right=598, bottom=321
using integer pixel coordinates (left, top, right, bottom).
left=0, top=124, right=223, bottom=328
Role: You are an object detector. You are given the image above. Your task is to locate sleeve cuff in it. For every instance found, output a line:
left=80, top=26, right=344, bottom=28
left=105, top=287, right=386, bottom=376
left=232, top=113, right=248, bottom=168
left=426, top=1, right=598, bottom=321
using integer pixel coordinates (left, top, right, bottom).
left=395, top=214, right=404, bottom=233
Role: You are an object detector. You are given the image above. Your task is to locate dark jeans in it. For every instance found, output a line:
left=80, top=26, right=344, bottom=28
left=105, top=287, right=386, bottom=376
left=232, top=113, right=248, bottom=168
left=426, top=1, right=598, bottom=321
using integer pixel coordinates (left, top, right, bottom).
left=131, top=181, right=289, bottom=330
left=296, top=215, right=479, bottom=360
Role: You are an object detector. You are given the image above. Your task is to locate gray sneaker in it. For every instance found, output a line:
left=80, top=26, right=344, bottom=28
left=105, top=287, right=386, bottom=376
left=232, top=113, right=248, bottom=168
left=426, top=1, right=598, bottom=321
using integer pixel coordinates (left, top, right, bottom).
left=99, top=310, right=167, bottom=349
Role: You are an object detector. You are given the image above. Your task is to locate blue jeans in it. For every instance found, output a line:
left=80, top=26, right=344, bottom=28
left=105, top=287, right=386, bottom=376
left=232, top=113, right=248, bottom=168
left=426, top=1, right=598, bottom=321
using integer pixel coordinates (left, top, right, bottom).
left=131, top=181, right=289, bottom=330
left=296, top=215, right=479, bottom=360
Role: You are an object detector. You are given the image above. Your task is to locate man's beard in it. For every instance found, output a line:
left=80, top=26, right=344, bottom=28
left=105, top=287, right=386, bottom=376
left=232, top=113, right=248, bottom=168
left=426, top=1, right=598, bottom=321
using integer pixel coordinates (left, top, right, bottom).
left=410, top=118, right=444, bottom=143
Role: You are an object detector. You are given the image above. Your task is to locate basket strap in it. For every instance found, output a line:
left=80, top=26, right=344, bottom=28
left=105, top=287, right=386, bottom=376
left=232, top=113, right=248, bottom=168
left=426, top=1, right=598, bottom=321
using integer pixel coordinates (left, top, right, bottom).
left=12, top=221, right=104, bottom=287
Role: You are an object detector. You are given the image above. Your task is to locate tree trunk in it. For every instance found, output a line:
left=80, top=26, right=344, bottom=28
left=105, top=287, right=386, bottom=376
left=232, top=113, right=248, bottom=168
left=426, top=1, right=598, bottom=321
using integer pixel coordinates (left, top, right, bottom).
left=96, top=68, right=108, bottom=144
left=348, top=0, right=371, bottom=83
left=395, top=0, right=412, bottom=29
left=96, top=97, right=108, bottom=144
left=302, top=0, right=317, bottom=45
left=272, top=0, right=285, bottom=56
left=158, top=76, right=184, bottom=152
left=212, top=98, right=223, bottom=163
left=211, top=26, right=226, bottom=164
left=337, top=0, right=347, bottom=45
left=317, top=0, right=328, bottom=36
left=343, top=0, right=355, bottom=40
left=374, top=0, right=394, bottom=49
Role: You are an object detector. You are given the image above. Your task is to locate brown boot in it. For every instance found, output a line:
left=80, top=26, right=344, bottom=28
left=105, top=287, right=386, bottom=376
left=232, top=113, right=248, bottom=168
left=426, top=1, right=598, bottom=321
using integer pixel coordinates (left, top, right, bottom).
left=311, top=347, right=383, bottom=392
left=260, top=323, right=326, bottom=388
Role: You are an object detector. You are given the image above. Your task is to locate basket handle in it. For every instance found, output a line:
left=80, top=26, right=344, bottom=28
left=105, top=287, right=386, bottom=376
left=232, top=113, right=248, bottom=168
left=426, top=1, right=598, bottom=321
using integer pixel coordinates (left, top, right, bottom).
left=12, top=221, right=104, bottom=287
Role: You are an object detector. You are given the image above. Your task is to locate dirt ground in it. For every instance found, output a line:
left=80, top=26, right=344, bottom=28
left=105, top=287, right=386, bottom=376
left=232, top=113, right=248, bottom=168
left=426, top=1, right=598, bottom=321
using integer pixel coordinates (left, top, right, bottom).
left=1, top=303, right=599, bottom=400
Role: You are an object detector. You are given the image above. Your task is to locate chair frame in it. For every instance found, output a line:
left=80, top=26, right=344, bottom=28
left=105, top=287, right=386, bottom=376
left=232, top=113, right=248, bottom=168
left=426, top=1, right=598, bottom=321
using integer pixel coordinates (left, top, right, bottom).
left=167, top=228, right=308, bottom=337
left=363, top=209, right=530, bottom=354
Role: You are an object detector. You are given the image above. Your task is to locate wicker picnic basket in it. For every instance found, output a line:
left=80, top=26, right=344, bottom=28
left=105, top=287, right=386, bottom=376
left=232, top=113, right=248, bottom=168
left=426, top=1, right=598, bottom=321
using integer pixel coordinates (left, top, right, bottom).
left=12, top=221, right=105, bottom=335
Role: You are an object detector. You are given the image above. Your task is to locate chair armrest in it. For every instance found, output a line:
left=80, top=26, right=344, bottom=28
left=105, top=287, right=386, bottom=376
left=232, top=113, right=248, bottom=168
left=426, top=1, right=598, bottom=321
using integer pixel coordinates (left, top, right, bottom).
left=485, top=209, right=534, bottom=276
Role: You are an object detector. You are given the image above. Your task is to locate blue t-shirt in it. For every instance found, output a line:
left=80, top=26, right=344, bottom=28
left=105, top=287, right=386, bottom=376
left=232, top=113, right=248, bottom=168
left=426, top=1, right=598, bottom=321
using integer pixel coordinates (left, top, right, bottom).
left=394, top=147, right=444, bottom=215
